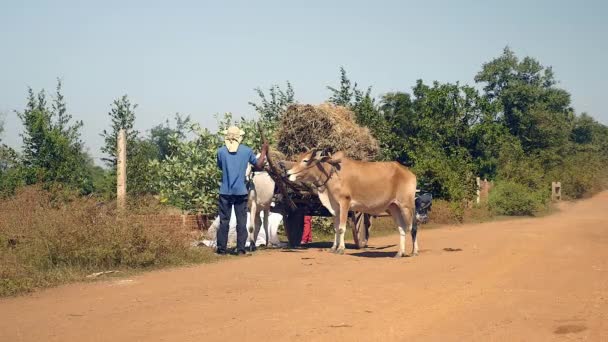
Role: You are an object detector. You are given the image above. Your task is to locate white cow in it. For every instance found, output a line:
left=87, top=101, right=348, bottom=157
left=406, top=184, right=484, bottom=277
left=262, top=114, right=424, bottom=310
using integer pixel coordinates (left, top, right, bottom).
left=246, top=155, right=277, bottom=250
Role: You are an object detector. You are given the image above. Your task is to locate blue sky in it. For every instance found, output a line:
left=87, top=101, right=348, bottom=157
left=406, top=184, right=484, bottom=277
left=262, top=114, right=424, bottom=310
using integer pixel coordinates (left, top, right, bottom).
left=1, top=0, right=606, bottom=164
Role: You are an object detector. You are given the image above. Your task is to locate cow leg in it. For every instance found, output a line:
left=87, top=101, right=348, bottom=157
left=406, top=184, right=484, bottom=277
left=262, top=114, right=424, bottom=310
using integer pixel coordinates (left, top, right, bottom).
left=388, top=204, right=408, bottom=258
left=409, top=207, right=419, bottom=256
left=262, top=208, right=270, bottom=247
left=248, top=201, right=258, bottom=252
left=252, top=210, right=263, bottom=249
left=330, top=215, right=339, bottom=252
left=401, top=206, right=417, bottom=256
left=336, top=203, right=349, bottom=255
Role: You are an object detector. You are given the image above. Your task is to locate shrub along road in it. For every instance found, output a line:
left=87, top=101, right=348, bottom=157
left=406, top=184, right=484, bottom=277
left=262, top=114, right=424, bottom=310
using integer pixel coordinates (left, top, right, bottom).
left=1, top=192, right=607, bottom=341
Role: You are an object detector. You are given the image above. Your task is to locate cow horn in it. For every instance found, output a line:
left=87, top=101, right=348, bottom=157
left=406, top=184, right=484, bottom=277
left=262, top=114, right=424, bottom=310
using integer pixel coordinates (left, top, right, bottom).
left=314, top=149, right=323, bottom=159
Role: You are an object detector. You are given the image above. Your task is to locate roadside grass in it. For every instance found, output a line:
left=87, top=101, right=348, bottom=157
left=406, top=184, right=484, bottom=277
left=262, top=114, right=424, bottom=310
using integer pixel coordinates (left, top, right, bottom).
left=0, top=186, right=221, bottom=297
left=1, top=186, right=567, bottom=297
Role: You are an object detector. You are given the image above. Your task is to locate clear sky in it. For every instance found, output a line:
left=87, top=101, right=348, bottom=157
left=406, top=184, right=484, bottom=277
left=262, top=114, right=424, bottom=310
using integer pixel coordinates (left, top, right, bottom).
left=1, top=0, right=606, bottom=164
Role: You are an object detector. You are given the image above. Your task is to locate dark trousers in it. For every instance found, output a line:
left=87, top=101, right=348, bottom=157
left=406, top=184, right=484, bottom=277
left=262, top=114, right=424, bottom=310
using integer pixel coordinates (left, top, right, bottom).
left=217, top=194, right=248, bottom=252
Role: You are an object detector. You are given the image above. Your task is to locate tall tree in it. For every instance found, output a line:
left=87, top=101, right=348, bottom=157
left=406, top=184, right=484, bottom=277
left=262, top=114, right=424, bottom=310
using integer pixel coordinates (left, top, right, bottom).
left=327, top=68, right=392, bottom=159
left=100, top=95, right=161, bottom=196
left=100, top=95, right=138, bottom=167
left=475, top=46, right=574, bottom=153
left=248, top=82, right=296, bottom=146
left=15, top=81, right=92, bottom=192
left=149, top=113, right=191, bottom=161
left=249, top=82, right=295, bottom=124
left=327, top=67, right=356, bottom=106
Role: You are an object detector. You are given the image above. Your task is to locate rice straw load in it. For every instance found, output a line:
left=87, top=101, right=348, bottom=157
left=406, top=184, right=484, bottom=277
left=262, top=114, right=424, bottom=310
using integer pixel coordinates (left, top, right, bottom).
left=275, top=103, right=379, bottom=161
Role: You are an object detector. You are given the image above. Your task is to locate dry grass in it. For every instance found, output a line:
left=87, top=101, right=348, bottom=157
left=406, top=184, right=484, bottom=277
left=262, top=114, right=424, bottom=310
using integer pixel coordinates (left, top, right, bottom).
left=276, top=103, right=379, bottom=161
left=0, top=186, right=218, bottom=297
left=429, top=200, right=465, bottom=225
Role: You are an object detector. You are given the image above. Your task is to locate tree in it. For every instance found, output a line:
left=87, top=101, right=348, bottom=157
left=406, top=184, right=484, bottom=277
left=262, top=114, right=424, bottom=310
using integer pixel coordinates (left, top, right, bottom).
left=327, top=67, right=356, bottom=106
left=100, top=95, right=138, bottom=167
left=15, top=81, right=92, bottom=192
left=152, top=124, right=221, bottom=214
left=249, top=82, right=296, bottom=146
left=249, top=82, right=295, bottom=124
left=326, top=68, right=393, bottom=160
left=475, top=46, right=574, bottom=153
left=378, top=92, right=418, bottom=163
left=100, top=95, right=160, bottom=196
left=571, top=113, right=598, bottom=145
left=128, top=137, right=161, bottom=195
left=149, top=113, right=191, bottom=161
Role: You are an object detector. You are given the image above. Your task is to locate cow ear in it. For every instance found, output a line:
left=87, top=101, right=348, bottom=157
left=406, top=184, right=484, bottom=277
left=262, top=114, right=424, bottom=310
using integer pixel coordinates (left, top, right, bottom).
left=327, top=157, right=342, bottom=166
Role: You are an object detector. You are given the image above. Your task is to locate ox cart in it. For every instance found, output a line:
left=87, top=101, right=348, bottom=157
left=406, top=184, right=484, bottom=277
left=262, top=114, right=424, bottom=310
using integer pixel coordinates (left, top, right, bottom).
left=263, top=152, right=372, bottom=249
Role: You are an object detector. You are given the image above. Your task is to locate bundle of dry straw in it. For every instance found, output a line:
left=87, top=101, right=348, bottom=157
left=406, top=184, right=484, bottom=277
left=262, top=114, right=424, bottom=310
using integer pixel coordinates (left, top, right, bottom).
left=275, top=103, right=379, bottom=161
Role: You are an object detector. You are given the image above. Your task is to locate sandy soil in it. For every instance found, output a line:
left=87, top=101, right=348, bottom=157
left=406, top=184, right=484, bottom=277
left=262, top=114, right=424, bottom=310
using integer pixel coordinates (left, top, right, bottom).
left=1, top=192, right=607, bottom=341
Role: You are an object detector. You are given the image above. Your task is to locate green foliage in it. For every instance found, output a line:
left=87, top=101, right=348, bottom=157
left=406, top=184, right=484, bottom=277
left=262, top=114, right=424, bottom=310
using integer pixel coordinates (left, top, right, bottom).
left=475, top=46, right=574, bottom=154
left=248, top=82, right=296, bottom=146
left=488, top=181, right=547, bottom=216
left=495, top=138, right=545, bottom=190
left=327, top=67, right=355, bottom=107
left=149, top=113, right=191, bottom=161
left=100, top=95, right=166, bottom=197
left=546, top=149, right=608, bottom=199
left=322, top=51, right=607, bottom=204
left=100, top=95, right=138, bottom=167
left=0, top=145, right=26, bottom=197
left=128, top=138, right=161, bottom=195
left=327, top=68, right=393, bottom=160
left=152, top=124, right=221, bottom=214
left=0, top=114, right=26, bottom=197
left=411, top=143, right=477, bottom=201
left=15, top=81, right=93, bottom=193
left=249, top=82, right=295, bottom=125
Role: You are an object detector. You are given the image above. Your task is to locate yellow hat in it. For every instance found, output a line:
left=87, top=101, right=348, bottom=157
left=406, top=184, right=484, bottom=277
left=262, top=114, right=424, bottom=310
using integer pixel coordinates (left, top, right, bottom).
left=223, top=126, right=245, bottom=152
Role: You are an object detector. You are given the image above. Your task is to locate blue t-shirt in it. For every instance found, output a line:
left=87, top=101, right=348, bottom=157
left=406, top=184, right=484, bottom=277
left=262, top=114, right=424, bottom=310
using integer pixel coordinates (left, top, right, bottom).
left=217, top=145, right=258, bottom=195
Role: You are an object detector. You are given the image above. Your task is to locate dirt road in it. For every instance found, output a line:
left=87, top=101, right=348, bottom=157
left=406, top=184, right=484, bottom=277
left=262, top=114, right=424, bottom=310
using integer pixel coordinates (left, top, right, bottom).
left=2, top=193, right=607, bottom=341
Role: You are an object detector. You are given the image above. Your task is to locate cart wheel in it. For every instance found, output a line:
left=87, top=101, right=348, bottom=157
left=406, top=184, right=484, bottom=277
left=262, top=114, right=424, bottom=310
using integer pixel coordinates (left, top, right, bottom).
left=284, top=210, right=304, bottom=248
left=351, top=212, right=371, bottom=249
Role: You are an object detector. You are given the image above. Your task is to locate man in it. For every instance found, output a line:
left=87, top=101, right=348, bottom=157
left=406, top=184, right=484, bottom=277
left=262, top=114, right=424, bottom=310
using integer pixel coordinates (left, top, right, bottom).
left=216, top=126, right=268, bottom=255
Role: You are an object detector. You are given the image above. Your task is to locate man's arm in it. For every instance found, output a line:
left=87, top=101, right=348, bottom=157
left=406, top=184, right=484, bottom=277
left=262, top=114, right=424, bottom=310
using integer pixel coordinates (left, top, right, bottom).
left=253, top=142, right=268, bottom=171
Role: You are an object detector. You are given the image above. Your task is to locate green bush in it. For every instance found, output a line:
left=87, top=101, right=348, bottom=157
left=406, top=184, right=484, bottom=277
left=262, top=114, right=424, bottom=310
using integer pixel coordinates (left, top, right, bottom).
left=546, top=151, right=608, bottom=199
left=488, top=181, right=547, bottom=216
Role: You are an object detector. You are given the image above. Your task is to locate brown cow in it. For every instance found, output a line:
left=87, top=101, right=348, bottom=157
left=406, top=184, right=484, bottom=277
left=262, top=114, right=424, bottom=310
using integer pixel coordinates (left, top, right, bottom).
left=287, top=150, right=418, bottom=257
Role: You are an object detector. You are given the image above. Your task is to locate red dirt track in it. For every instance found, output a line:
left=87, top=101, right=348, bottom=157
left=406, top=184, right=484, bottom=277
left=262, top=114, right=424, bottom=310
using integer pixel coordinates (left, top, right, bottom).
left=1, top=192, right=607, bottom=341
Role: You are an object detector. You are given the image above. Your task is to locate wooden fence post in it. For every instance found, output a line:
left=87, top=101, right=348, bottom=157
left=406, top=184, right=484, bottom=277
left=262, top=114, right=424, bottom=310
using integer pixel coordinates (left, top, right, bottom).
left=552, top=181, right=562, bottom=201
left=117, top=129, right=127, bottom=211
left=476, top=177, right=481, bottom=204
